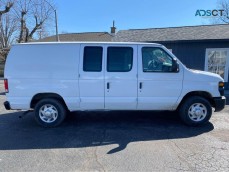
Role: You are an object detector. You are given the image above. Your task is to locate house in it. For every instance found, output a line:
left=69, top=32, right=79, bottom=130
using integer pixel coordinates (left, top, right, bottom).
left=113, top=24, right=229, bottom=89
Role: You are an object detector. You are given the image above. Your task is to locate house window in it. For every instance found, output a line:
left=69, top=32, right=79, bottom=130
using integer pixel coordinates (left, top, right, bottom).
left=107, top=47, right=133, bottom=72
left=83, top=46, right=103, bottom=72
left=205, top=48, right=229, bottom=82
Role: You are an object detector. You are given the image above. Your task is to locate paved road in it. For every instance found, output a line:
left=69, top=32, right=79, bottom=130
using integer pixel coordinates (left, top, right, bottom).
left=0, top=83, right=229, bottom=171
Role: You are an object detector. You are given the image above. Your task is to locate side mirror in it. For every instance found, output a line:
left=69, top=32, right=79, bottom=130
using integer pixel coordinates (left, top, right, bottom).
left=172, top=60, right=179, bottom=72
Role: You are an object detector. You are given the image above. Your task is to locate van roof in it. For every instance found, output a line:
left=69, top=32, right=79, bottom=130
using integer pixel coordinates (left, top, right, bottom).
left=13, top=42, right=162, bottom=46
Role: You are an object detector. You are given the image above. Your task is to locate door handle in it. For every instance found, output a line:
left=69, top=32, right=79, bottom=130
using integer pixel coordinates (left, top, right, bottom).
left=107, top=82, right=110, bottom=89
left=139, top=82, right=142, bottom=89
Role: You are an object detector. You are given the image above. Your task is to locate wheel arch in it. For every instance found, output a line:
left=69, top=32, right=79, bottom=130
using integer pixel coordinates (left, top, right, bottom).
left=177, top=91, right=215, bottom=110
left=30, top=93, right=68, bottom=110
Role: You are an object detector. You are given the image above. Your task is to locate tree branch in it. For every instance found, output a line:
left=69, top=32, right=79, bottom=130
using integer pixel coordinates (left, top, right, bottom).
left=0, top=2, right=14, bottom=16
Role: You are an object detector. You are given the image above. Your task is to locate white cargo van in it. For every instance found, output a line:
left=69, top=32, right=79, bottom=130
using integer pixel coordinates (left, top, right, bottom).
left=3, top=42, right=226, bottom=127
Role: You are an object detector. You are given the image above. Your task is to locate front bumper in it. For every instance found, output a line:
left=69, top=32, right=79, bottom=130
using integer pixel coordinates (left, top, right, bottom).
left=4, top=101, right=11, bottom=110
left=213, top=96, right=226, bottom=112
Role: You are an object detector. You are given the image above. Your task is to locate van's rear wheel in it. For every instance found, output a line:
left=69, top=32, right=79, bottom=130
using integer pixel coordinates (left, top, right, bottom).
left=179, top=96, right=212, bottom=126
left=34, top=98, right=67, bottom=127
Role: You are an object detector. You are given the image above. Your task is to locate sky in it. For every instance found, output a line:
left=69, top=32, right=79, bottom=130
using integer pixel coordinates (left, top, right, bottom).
left=52, top=0, right=219, bottom=34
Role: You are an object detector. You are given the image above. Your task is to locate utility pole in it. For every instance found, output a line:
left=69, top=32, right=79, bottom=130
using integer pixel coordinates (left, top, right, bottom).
left=44, top=0, right=59, bottom=42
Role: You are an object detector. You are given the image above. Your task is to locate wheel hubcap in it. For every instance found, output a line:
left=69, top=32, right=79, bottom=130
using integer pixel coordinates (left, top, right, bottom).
left=39, top=104, right=58, bottom=123
left=188, top=103, right=207, bottom=122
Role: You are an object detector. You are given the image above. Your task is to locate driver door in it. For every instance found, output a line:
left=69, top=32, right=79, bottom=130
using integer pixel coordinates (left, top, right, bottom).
left=137, top=45, right=183, bottom=110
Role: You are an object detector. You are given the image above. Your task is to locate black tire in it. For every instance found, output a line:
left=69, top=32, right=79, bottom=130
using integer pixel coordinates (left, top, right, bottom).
left=34, top=98, right=67, bottom=127
left=179, top=96, right=212, bottom=126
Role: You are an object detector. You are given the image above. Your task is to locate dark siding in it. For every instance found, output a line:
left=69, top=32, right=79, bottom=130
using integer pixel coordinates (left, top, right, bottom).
left=161, top=41, right=229, bottom=70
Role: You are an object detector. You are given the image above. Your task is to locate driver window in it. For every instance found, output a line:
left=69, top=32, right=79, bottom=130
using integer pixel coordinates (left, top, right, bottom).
left=142, top=47, right=174, bottom=72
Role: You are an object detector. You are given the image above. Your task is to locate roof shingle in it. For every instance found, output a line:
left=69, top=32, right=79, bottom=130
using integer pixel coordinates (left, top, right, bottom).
left=39, top=32, right=113, bottom=42
left=113, top=24, right=229, bottom=42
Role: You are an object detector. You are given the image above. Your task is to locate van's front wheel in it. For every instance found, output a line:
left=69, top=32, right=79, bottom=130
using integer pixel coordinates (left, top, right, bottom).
left=34, top=98, right=67, bottom=127
left=179, top=96, right=212, bottom=126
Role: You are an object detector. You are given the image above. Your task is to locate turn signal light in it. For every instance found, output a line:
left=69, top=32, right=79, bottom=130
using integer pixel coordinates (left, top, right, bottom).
left=219, top=82, right=224, bottom=87
left=218, top=82, right=224, bottom=96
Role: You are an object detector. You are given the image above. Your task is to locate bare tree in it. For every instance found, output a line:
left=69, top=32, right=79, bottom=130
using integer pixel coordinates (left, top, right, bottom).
left=0, top=0, right=14, bottom=62
left=217, top=0, right=229, bottom=23
left=15, top=0, right=53, bottom=43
